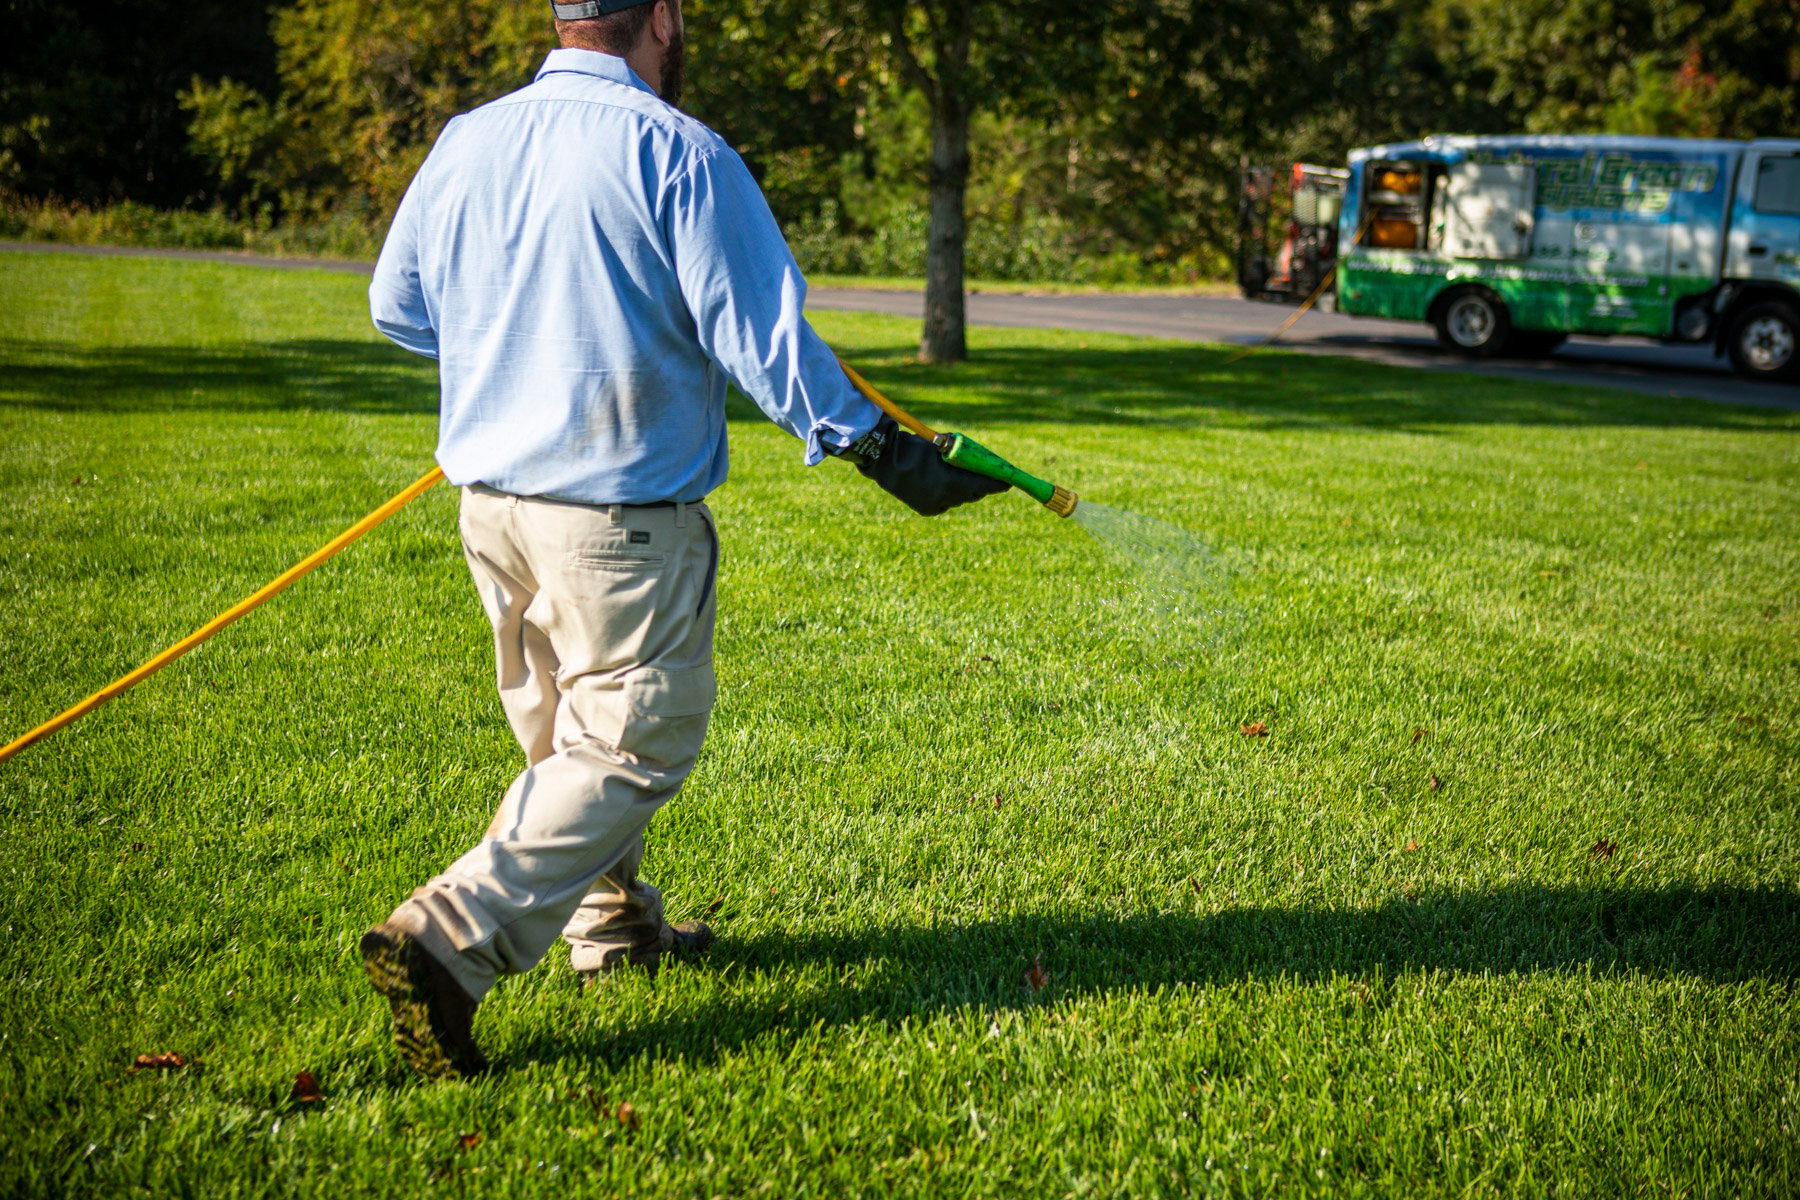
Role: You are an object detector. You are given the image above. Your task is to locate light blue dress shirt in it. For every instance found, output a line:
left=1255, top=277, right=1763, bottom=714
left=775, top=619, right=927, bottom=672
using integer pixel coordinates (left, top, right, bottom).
left=370, top=49, right=881, bottom=505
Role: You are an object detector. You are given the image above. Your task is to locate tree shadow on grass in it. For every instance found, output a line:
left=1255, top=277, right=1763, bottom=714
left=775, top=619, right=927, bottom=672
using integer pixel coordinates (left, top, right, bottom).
left=506, top=883, right=1799, bottom=1072
left=0, top=338, right=441, bottom=416
left=838, top=344, right=1797, bottom=434
left=5, top=337, right=1791, bottom=434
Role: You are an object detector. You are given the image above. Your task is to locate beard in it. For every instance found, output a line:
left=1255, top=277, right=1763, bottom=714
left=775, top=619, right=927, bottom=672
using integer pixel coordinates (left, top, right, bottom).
left=658, top=28, right=686, bottom=107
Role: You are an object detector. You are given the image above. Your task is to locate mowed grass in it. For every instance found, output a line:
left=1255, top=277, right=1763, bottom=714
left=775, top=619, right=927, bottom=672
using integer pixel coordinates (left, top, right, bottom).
left=1, top=249, right=1796, bottom=1197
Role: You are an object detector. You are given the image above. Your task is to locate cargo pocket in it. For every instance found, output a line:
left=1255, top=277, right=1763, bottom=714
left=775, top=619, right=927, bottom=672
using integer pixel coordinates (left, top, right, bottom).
left=615, top=663, right=716, bottom=768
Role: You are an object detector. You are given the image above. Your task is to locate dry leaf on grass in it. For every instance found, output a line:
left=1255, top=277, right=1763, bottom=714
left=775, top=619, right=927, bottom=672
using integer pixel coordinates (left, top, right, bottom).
left=288, top=1071, right=324, bottom=1104
left=457, top=1132, right=482, bottom=1151
left=1240, top=721, right=1269, bottom=737
left=1023, top=954, right=1049, bottom=993
left=1410, top=728, right=1428, bottom=745
left=1427, top=773, right=1442, bottom=791
left=702, top=896, right=725, bottom=918
left=1403, top=840, right=1420, bottom=853
left=130, top=1052, right=186, bottom=1072
left=1590, top=838, right=1618, bottom=860
left=616, top=1102, right=640, bottom=1131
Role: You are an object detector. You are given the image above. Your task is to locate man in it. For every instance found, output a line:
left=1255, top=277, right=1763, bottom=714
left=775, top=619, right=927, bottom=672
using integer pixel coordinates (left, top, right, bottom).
left=360, top=0, right=1006, bottom=1079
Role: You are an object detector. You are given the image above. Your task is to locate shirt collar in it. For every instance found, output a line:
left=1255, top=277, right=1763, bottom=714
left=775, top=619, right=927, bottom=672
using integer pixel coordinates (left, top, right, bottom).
left=535, top=48, right=657, bottom=96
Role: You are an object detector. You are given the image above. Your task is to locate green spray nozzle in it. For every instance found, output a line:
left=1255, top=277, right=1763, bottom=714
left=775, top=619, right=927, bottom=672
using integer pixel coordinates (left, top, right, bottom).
left=935, top=432, right=1079, bottom=518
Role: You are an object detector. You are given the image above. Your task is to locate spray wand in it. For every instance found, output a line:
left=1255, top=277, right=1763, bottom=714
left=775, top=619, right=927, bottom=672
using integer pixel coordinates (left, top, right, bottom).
left=836, top=357, right=1079, bottom=519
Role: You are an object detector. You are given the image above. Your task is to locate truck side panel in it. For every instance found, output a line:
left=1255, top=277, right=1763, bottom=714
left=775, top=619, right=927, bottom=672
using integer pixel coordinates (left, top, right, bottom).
left=1338, top=138, right=1736, bottom=340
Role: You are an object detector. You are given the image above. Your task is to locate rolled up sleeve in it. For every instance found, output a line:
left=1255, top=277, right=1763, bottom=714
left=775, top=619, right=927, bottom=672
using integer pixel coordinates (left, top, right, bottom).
left=666, top=148, right=880, bottom=462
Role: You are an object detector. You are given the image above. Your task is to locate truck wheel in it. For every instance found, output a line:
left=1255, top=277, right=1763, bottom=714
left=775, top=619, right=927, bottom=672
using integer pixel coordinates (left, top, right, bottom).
left=1434, top=288, right=1513, bottom=358
left=1726, top=302, right=1800, bottom=382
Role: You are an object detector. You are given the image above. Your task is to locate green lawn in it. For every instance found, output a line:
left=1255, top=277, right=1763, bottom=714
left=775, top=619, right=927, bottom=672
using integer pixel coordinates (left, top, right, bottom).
left=1, top=250, right=1796, bottom=1197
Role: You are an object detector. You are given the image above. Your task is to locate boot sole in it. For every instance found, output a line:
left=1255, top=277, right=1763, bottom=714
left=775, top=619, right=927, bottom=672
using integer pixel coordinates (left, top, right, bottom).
left=359, top=928, right=483, bottom=1080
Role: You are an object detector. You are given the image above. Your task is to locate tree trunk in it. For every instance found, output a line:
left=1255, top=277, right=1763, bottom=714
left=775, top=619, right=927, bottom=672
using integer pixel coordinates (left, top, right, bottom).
left=918, top=7, right=971, bottom=364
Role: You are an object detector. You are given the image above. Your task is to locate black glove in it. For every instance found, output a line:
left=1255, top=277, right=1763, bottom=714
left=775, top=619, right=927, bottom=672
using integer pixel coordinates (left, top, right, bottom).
left=843, top=416, right=1011, bottom=516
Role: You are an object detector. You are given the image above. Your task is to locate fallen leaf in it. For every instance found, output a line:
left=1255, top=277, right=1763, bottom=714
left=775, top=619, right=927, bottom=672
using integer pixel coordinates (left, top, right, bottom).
left=1634, top=461, right=1648, bottom=470
left=992, top=793, right=1003, bottom=809
left=616, top=1102, right=640, bottom=1131
left=131, top=1052, right=186, bottom=1072
left=1410, top=728, right=1428, bottom=745
left=457, top=1132, right=482, bottom=1151
left=1403, top=840, right=1420, bottom=853
left=1240, top=721, right=1269, bottom=737
left=71, top=475, right=82, bottom=486
left=1341, top=516, right=1353, bottom=527
left=1590, top=838, right=1617, bottom=860
left=1190, top=877, right=1203, bottom=895
left=1427, top=773, right=1442, bottom=791
left=1023, top=954, right=1049, bottom=992
left=702, top=896, right=725, bottom=918
left=289, top=1071, right=324, bottom=1104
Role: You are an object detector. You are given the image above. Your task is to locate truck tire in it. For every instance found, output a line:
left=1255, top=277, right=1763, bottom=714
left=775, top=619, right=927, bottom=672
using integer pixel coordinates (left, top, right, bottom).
left=1434, top=287, right=1513, bottom=358
left=1726, top=302, right=1800, bottom=382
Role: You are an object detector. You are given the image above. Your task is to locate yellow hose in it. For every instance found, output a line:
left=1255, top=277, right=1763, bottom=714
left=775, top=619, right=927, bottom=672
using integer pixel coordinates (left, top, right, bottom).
left=0, top=465, right=445, bottom=766
left=1223, top=211, right=1374, bottom=366
left=836, top=357, right=939, bottom=440
left=5, top=354, right=920, bottom=767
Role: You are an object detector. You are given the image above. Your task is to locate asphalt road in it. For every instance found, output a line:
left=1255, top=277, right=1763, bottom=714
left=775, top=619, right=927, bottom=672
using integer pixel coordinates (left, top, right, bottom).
left=5, top=241, right=1791, bottom=409
left=809, top=287, right=1798, bottom=411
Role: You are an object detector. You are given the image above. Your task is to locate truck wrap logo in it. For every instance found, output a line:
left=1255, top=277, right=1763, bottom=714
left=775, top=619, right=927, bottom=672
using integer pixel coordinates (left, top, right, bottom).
left=1349, top=253, right=1650, bottom=289
left=1471, top=150, right=1718, bottom=215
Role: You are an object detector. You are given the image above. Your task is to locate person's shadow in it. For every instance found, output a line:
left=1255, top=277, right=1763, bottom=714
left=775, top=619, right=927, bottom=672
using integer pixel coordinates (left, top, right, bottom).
left=506, top=882, right=1800, bottom=1070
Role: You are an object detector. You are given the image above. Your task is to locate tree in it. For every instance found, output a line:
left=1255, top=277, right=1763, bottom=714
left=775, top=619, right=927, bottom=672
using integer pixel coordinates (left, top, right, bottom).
left=783, top=1, right=1115, bottom=362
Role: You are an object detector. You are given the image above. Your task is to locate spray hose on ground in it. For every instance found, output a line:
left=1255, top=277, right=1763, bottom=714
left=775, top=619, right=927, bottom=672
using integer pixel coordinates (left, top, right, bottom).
left=0, top=466, right=446, bottom=765
left=3, top=358, right=1118, bottom=765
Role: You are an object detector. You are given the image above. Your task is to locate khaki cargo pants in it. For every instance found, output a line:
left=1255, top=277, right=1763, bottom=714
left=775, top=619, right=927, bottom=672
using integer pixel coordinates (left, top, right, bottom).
left=386, top=484, right=718, bottom=1001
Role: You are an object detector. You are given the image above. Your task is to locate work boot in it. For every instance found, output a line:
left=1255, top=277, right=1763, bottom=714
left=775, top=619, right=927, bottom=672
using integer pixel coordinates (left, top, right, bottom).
left=579, top=919, right=716, bottom=986
left=359, top=923, right=487, bottom=1080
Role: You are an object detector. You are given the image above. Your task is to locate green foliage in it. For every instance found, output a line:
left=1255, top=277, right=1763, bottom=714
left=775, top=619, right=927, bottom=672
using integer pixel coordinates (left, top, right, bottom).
left=6, top=0, right=1800, bottom=280
left=0, top=192, right=383, bottom=259
left=1445, top=0, right=1800, bottom=138
left=176, top=0, right=549, bottom=221
left=2, top=251, right=1798, bottom=1196
left=682, top=0, right=864, bottom=222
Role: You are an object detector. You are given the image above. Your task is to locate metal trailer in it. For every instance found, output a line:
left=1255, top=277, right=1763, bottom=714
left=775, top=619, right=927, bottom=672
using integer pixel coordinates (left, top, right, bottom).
left=1237, top=162, right=1349, bottom=304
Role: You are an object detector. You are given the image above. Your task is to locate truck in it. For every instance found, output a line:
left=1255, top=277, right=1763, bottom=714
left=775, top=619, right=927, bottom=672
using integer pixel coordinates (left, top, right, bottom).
left=1236, top=135, right=1800, bottom=382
